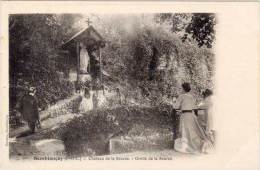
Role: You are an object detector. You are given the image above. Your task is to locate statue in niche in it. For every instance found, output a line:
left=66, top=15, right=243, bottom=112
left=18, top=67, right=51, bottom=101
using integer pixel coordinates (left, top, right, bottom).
left=79, top=42, right=90, bottom=74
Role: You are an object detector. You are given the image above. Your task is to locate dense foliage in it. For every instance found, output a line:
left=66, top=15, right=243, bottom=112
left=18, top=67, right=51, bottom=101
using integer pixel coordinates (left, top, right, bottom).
left=155, top=13, right=216, bottom=48
left=9, top=13, right=215, bottom=111
left=51, top=104, right=178, bottom=156
left=96, top=15, right=215, bottom=104
left=9, top=14, right=82, bottom=110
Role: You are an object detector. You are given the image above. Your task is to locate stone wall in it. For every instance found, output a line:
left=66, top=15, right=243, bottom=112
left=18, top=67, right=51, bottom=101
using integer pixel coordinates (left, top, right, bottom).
left=40, top=94, right=82, bottom=121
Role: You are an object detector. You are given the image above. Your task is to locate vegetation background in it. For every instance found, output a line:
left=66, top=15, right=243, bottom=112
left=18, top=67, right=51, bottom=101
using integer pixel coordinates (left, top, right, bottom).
left=9, top=13, right=215, bottom=111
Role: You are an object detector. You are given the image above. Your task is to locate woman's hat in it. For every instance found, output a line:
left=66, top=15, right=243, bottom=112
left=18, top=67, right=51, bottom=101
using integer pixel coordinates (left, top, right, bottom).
left=202, top=89, right=213, bottom=97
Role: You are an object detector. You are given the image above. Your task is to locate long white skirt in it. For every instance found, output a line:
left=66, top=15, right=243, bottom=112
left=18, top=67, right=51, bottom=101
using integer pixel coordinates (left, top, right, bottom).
left=174, top=112, right=213, bottom=154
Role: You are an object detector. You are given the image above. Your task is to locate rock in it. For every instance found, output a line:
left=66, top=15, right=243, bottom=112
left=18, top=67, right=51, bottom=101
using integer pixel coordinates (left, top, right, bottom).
left=78, top=74, right=92, bottom=83
left=109, top=136, right=135, bottom=154
left=109, top=132, right=173, bottom=154
left=33, top=139, right=65, bottom=156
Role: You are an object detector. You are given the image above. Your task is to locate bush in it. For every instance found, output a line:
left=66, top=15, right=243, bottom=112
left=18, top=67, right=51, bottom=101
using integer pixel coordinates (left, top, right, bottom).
left=36, top=79, right=75, bottom=110
left=127, top=26, right=214, bottom=99
left=52, top=104, right=179, bottom=156
left=101, top=22, right=214, bottom=106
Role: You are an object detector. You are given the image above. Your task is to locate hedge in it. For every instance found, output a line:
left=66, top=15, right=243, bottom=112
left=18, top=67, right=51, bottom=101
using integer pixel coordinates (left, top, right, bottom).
left=51, top=104, right=179, bottom=157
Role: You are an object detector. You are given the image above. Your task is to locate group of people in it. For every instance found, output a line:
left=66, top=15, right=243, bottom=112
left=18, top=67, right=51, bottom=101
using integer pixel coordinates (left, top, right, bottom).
left=173, top=82, right=214, bottom=154
left=14, top=82, right=215, bottom=155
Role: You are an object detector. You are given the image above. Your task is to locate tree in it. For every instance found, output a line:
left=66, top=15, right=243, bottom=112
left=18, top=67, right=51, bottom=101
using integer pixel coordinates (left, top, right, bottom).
left=155, top=13, right=216, bottom=48
left=9, top=14, right=83, bottom=109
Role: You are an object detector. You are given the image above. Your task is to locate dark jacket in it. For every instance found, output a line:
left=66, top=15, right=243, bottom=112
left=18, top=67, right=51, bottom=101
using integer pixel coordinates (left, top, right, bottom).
left=18, top=94, right=39, bottom=123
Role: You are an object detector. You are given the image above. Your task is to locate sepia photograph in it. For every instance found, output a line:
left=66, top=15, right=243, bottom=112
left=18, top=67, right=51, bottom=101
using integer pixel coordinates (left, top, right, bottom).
left=8, top=13, right=216, bottom=159
left=1, top=1, right=260, bottom=170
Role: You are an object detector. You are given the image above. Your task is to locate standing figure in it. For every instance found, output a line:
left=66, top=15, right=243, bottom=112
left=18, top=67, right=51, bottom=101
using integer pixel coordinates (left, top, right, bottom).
left=173, top=83, right=213, bottom=154
left=198, top=89, right=215, bottom=143
left=17, top=86, right=40, bottom=134
left=79, top=42, right=90, bottom=73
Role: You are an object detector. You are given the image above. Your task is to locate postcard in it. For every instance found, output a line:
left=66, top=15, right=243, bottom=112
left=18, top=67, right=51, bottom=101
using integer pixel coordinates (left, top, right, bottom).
left=0, top=1, right=259, bottom=170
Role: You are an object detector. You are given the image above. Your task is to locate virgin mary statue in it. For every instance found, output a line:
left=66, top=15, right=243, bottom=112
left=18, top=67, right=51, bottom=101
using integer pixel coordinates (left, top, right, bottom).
left=79, top=43, right=90, bottom=73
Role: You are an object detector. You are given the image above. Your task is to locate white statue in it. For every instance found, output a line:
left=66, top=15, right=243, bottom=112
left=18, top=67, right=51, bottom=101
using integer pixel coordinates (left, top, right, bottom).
left=79, top=42, right=89, bottom=73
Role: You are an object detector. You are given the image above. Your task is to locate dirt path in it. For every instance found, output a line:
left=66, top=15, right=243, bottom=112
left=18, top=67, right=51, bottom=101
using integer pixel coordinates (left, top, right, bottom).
left=9, top=114, right=76, bottom=160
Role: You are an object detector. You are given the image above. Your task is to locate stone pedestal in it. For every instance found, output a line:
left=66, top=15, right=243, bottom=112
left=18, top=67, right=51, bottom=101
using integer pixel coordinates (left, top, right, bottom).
left=109, top=137, right=135, bottom=154
left=78, top=74, right=92, bottom=83
left=109, top=133, right=173, bottom=155
left=33, top=139, right=65, bottom=156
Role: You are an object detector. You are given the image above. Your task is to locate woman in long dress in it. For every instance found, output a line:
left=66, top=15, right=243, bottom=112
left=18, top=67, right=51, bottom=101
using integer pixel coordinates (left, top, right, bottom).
left=173, top=83, right=213, bottom=154
left=197, top=89, right=215, bottom=143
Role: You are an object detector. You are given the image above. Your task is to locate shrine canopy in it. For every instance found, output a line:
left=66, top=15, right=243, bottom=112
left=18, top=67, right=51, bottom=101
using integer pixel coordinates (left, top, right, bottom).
left=62, top=25, right=105, bottom=50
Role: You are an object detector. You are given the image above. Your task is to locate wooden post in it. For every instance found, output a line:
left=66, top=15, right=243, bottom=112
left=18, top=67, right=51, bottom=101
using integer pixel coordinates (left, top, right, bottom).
left=76, top=42, right=80, bottom=82
left=61, top=50, right=70, bottom=78
left=66, top=51, right=70, bottom=78
left=99, top=49, right=104, bottom=94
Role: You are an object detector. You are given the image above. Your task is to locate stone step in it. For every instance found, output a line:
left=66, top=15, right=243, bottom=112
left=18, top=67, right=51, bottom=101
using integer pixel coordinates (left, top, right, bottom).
left=33, top=139, right=65, bottom=157
left=109, top=132, right=173, bottom=155
left=10, top=94, right=81, bottom=137
left=10, top=113, right=75, bottom=138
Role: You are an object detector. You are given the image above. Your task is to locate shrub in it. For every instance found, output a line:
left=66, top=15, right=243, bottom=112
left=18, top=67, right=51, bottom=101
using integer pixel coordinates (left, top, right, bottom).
left=52, top=104, right=179, bottom=156
left=101, top=23, right=214, bottom=106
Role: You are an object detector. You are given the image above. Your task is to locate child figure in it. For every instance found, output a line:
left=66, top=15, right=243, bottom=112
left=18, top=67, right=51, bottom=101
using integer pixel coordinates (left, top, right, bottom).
left=79, top=87, right=94, bottom=113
